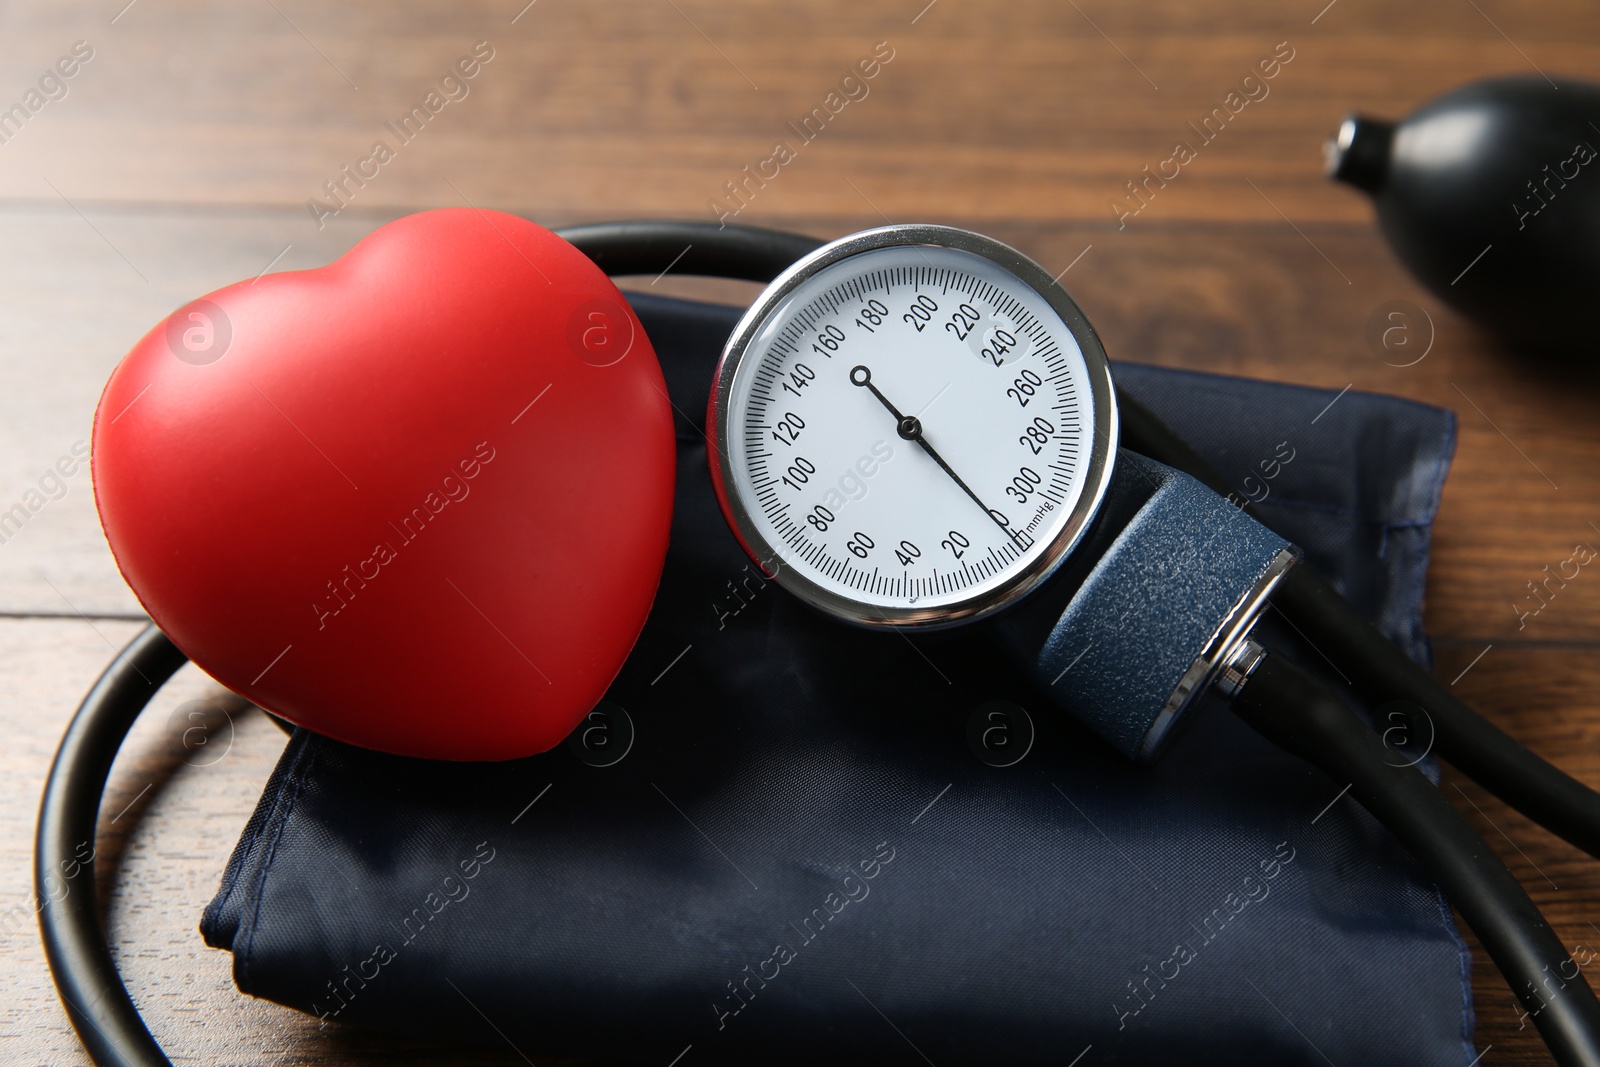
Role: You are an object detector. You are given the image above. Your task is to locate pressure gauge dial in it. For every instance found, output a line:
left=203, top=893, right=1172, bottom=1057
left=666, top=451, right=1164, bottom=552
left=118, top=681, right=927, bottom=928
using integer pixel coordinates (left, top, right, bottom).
left=708, top=224, right=1118, bottom=629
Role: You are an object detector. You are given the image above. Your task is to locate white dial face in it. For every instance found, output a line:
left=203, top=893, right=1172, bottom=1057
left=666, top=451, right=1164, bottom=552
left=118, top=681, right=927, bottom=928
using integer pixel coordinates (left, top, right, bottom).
left=717, top=233, right=1111, bottom=626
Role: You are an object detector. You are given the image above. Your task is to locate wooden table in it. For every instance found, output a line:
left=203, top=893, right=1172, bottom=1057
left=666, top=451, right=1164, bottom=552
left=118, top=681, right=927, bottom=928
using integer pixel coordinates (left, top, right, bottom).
left=2, top=1, right=1595, bottom=1063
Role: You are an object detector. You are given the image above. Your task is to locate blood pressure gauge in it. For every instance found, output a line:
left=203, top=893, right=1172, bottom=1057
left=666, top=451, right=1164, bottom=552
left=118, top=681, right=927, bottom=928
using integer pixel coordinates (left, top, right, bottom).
left=708, top=224, right=1118, bottom=628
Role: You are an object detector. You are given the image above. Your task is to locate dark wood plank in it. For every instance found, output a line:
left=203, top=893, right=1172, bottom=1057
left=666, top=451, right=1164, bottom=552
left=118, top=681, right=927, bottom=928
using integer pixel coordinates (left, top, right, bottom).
left=0, top=1, right=1591, bottom=223
left=4, top=0, right=1599, bottom=1063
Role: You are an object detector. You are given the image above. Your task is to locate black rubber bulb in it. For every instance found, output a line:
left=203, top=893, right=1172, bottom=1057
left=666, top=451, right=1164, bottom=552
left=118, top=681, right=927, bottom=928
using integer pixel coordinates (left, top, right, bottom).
left=1328, top=75, right=1600, bottom=354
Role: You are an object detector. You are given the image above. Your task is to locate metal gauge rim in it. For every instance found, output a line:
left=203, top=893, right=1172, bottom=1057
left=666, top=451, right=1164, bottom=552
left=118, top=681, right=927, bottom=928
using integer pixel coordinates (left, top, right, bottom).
left=708, top=223, right=1120, bottom=630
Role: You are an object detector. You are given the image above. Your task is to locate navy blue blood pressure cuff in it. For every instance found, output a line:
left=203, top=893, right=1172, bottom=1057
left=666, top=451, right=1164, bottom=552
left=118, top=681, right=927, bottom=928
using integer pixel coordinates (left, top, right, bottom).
left=202, top=293, right=1472, bottom=1066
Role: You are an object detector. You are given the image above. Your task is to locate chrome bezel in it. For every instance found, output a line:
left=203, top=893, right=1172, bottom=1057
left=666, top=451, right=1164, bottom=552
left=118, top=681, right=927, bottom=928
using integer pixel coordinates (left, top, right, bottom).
left=707, top=224, right=1120, bottom=630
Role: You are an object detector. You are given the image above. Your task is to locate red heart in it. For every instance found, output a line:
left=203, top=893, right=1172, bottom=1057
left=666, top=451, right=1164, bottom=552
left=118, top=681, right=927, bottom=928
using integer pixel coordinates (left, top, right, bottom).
left=92, top=209, right=675, bottom=760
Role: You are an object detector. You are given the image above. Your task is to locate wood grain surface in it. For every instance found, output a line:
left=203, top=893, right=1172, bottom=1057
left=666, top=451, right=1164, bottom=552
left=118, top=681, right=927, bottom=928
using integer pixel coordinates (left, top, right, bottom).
left=1, top=1, right=1596, bottom=1064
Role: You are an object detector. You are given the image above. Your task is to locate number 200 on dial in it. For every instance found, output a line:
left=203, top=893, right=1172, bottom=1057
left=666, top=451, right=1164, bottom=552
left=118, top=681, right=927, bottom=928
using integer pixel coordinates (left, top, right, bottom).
left=708, top=225, right=1119, bottom=629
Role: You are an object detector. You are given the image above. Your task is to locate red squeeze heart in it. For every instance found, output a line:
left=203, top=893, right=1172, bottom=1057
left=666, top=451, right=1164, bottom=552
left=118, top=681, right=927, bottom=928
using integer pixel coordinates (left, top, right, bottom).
left=92, top=209, right=675, bottom=760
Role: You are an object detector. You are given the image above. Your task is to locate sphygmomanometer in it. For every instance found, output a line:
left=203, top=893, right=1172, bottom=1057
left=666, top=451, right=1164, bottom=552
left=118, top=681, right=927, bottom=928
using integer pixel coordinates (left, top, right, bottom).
left=36, top=218, right=1600, bottom=1067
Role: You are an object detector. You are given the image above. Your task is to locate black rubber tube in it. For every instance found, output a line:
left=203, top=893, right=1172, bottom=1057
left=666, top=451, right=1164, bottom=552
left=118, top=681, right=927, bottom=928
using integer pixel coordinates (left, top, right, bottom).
left=1273, top=567, right=1600, bottom=859
left=555, top=219, right=822, bottom=282
left=1110, top=362, right=1600, bottom=862
left=1233, top=652, right=1600, bottom=1067
left=36, top=624, right=187, bottom=1067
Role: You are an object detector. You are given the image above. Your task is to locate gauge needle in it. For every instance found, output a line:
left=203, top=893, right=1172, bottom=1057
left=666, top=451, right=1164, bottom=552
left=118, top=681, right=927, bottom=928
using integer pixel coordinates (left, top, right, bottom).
left=849, top=364, right=1024, bottom=550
